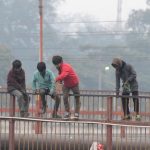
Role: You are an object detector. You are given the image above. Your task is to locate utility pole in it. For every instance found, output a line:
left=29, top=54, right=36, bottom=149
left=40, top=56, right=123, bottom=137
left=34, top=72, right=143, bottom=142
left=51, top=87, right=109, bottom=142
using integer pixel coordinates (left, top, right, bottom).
left=117, top=0, right=122, bottom=30
left=35, top=0, right=43, bottom=135
left=39, top=0, right=43, bottom=62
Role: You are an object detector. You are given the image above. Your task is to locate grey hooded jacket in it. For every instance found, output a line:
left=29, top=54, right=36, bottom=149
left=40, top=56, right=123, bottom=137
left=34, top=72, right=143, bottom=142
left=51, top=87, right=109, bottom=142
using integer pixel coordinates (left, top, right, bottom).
left=112, top=58, right=138, bottom=93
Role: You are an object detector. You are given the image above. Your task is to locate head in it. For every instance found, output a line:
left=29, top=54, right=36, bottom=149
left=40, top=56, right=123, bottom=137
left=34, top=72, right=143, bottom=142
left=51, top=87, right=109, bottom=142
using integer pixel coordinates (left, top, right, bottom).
left=52, top=55, right=63, bottom=68
left=12, top=60, right=22, bottom=72
left=37, top=62, right=46, bottom=73
left=111, top=58, right=123, bottom=70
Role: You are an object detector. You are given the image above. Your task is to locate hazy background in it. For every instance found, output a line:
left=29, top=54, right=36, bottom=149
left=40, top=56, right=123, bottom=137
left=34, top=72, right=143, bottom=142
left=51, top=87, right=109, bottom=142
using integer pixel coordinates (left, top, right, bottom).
left=0, top=0, right=150, bottom=91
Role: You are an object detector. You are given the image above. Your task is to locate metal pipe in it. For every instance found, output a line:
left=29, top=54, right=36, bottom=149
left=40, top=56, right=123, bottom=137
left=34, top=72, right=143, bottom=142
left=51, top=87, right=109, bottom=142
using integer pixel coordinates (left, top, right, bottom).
left=9, top=96, right=15, bottom=150
left=39, top=0, right=43, bottom=62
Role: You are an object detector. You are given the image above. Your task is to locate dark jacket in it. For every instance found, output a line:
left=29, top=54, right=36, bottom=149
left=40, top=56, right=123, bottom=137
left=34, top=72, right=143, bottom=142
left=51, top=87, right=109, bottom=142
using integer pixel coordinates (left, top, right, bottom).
left=112, top=59, right=138, bottom=92
left=7, top=69, right=26, bottom=92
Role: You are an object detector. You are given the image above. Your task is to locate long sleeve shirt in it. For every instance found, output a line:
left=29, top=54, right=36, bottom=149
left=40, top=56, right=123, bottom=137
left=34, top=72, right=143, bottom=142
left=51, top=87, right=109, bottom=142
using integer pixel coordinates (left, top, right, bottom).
left=32, top=70, right=55, bottom=92
left=56, top=63, right=79, bottom=88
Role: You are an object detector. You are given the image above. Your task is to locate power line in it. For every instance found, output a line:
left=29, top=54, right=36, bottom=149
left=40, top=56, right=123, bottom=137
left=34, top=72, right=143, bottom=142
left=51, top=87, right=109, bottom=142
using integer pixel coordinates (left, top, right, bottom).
left=0, top=31, right=149, bottom=34
left=8, top=46, right=150, bottom=50
left=8, top=54, right=150, bottom=58
left=60, top=20, right=126, bottom=23
left=1, top=32, right=149, bottom=37
left=0, top=20, right=127, bottom=25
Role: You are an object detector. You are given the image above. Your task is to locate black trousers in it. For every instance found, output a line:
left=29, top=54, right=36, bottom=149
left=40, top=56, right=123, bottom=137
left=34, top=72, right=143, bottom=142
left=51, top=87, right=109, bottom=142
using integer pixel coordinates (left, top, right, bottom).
left=121, top=91, right=139, bottom=116
left=63, top=84, right=81, bottom=114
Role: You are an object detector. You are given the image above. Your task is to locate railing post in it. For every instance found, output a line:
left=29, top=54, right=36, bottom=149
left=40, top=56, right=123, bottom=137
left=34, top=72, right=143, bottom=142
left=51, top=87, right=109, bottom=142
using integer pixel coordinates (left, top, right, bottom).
left=9, top=95, right=15, bottom=150
left=35, top=95, right=42, bottom=134
left=107, top=96, right=112, bottom=150
left=120, top=126, right=125, bottom=138
left=0, top=115, right=2, bottom=149
left=120, top=95, right=125, bottom=138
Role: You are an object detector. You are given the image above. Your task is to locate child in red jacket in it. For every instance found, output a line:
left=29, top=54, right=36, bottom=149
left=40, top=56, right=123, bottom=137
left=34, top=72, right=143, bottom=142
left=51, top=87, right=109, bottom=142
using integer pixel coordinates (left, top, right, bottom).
left=52, top=55, right=81, bottom=120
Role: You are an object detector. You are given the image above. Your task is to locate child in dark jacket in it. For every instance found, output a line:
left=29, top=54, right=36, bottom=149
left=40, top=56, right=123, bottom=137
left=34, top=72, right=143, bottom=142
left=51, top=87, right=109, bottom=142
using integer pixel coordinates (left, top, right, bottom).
left=7, top=60, right=30, bottom=117
left=112, top=58, right=141, bottom=121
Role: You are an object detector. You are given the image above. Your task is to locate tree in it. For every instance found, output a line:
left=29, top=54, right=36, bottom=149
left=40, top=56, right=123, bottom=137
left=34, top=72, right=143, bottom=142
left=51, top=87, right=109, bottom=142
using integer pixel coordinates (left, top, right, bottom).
left=0, top=0, right=63, bottom=86
left=125, top=4, right=150, bottom=91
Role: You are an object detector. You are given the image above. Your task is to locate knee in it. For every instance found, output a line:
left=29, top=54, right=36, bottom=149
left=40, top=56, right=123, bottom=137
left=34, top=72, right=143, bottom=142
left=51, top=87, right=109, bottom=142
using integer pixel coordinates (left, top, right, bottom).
left=74, top=92, right=80, bottom=99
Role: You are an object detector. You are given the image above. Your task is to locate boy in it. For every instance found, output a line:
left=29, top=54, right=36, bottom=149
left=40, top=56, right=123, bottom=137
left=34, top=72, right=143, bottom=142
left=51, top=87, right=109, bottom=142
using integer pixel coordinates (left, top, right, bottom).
left=52, top=55, right=81, bottom=120
left=7, top=60, right=30, bottom=117
left=32, top=62, right=61, bottom=118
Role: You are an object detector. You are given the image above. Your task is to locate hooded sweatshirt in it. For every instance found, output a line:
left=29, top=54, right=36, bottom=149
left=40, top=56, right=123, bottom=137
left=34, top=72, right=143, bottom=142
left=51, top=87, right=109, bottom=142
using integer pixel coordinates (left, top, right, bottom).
left=112, top=58, right=138, bottom=92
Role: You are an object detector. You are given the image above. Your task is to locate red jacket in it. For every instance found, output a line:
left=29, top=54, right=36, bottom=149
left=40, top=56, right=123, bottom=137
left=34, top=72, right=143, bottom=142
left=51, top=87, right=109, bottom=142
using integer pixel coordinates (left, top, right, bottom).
left=56, top=63, right=79, bottom=88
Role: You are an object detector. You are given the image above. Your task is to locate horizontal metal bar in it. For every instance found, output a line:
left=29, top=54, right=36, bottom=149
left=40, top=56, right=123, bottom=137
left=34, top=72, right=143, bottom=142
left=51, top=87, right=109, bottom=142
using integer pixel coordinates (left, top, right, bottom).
left=1, top=116, right=150, bottom=128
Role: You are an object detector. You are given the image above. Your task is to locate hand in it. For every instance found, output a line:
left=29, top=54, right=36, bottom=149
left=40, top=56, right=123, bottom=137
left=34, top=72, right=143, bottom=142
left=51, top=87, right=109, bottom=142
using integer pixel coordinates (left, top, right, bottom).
left=124, top=80, right=128, bottom=85
left=55, top=80, right=61, bottom=83
left=122, top=81, right=130, bottom=93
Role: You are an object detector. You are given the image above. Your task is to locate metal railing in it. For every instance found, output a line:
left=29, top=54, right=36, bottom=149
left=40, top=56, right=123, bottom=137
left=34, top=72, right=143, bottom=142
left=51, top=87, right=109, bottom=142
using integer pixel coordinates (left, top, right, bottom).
left=0, top=90, right=150, bottom=150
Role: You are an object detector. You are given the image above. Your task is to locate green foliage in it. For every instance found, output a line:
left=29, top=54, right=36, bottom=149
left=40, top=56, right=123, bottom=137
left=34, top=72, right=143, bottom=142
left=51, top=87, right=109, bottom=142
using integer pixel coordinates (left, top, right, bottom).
left=125, top=6, right=150, bottom=91
left=0, top=0, right=63, bottom=86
